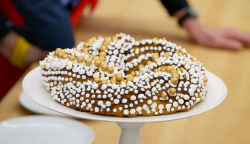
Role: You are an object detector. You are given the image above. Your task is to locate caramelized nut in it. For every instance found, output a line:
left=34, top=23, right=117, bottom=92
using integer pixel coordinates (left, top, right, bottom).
left=169, top=88, right=176, bottom=95
left=172, top=73, right=179, bottom=79
left=115, top=33, right=120, bottom=38
left=101, top=64, right=108, bottom=71
left=110, top=80, right=116, bottom=84
left=94, top=77, right=100, bottom=83
left=93, top=56, right=100, bottom=62
left=166, top=66, right=172, bottom=72
left=57, top=52, right=63, bottom=58
left=94, top=60, right=102, bottom=67
left=154, top=69, right=160, bottom=72
left=171, top=78, right=178, bottom=85
left=82, top=48, right=89, bottom=52
left=77, top=56, right=84, bottom=63
left=69, top=55, right=76, bottom=61
left=56, top=48, right=62, bottom=52
left=163, top=53, right=170, bottom=58
left=161, top=66, right=167, bottom=72
left=89, top=55, right=94, bottom=59
left=104, top=37, right=111, bottom=42
left=152, top=55, right=158, bottom=62
left=100, top=45, right=107, bottom=52
left=84, top=51, right=89, bottom=55
left=138, top=64, right=145, bottom=69
left=161, top=92, right=168, bottom=99
left=99, top=52, right=107, bottom=57
left=100, top=57, right=105, bottom=61
left=101, top=80, right=108, bottom=85
left=84, top=42, right=90, bottom=47
left=116, top=74, right=123, bottom=81
left=120, top=80, right=127, bottom=85
left=85, top=58, right=92, bottom=66
left=131, top=71, right=136, bottom=76
left=62, top=54, right=68, bottom=59
left=126, top=74, right=134, bottom=81
left=146, top=61, right=152, bottom=65
left=204, top=76, right=208, bottom=83
left=108, top=67, right=114, bottom=74
left=91, top=37, right=97, bottom=41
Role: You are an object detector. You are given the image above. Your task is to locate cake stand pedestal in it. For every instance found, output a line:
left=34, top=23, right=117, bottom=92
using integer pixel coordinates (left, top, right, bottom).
left=23, top=67, right=227, bottom=144
left=117, top=122, right=144, bottom=144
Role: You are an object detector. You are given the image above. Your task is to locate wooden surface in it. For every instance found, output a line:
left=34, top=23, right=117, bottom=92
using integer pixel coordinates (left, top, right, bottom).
left=1, top=0, right=250, bottom=143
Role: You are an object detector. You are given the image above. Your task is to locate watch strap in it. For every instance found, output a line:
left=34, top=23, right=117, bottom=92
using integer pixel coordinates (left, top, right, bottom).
left=178, top=8, right=197, bottom=27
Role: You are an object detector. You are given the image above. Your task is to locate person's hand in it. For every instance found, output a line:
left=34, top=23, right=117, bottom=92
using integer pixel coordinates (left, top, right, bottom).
left=182, top=18, right=250, bottom=50
left=0, top=31, right=48, bottom=68
left=25, top=45, right=49, bottom=66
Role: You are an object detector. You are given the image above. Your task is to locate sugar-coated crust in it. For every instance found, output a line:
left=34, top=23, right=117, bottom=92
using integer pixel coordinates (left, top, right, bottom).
left=40, top=33, right=208, bottom=117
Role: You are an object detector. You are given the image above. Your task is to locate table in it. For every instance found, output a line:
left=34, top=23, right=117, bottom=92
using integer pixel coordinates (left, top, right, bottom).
left=1, top=0, right=250, bottom=143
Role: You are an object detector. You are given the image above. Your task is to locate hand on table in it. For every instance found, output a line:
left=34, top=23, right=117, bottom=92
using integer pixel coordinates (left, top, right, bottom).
left=183, top=18, right=250, bottom=50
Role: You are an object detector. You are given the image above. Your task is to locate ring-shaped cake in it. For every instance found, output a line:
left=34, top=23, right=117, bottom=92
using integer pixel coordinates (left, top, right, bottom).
left=39, top=33, right=208, bottom=117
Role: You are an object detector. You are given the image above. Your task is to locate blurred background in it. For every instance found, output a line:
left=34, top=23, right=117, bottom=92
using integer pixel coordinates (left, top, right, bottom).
left=0, top=0, right=250, bottom=144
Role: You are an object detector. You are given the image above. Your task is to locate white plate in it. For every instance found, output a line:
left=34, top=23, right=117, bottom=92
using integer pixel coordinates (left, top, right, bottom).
left=23, top=67, right=227, bottom=123
left=0, top=116, right=94, bottom=144
left=19, top=91, right=66, bottom=116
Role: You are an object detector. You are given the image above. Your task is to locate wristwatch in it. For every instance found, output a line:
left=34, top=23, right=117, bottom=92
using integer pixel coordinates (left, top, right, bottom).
left=178, top=8, right=198, bottom=27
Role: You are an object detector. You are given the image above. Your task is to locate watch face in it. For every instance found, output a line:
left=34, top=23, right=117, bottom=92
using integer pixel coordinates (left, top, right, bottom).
left=178, top=7, right=198, bottom=26
left=188, top=8, right=198, bottom=17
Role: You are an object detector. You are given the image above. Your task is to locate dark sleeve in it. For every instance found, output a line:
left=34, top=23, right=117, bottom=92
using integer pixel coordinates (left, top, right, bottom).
left=0, top=11, right=10, bottom=40
left=159, top=0, right=189, bottom=16
left=6, top=0, right=75, bottom=51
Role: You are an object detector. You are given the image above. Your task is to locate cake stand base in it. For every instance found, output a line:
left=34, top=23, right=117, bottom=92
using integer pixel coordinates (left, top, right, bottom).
left=117, top=122, right=144, bottom=144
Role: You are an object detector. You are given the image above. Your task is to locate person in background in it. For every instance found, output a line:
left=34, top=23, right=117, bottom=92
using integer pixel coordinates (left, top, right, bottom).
left=160, top=0, right=250, bottom=51
left=0, top=0, right=249, bottom=69
left=0, top=0, right=97, bottom=68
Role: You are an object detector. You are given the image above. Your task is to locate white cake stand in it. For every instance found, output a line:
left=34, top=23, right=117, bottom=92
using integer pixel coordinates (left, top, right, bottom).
left=22, top=67, right=227, bottom=144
